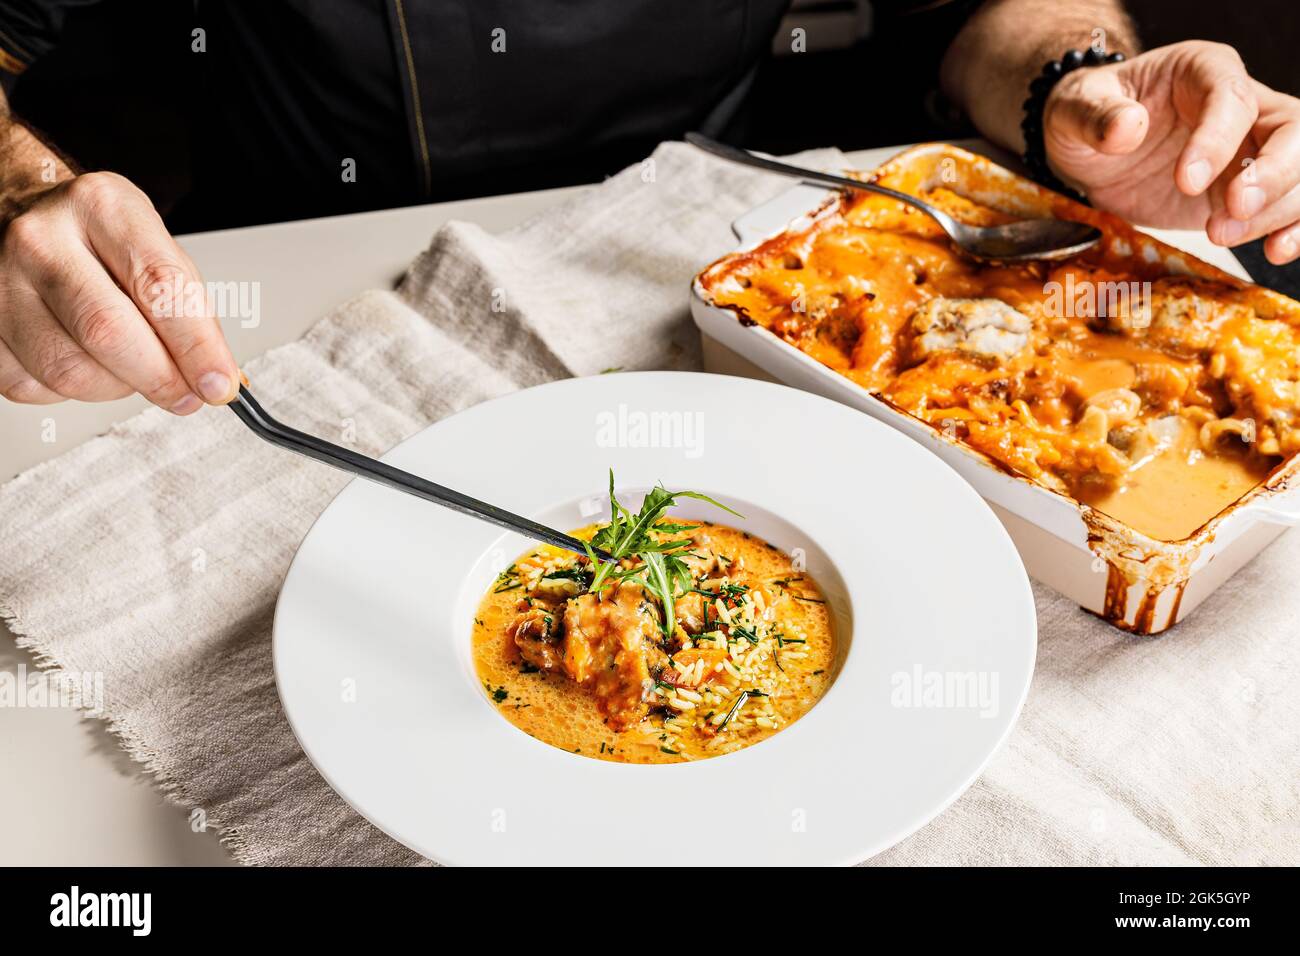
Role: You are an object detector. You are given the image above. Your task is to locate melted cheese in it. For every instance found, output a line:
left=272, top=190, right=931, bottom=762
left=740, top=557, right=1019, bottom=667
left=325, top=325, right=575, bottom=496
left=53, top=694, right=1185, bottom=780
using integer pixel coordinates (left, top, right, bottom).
left=704, top=188, right=1296, bottom=541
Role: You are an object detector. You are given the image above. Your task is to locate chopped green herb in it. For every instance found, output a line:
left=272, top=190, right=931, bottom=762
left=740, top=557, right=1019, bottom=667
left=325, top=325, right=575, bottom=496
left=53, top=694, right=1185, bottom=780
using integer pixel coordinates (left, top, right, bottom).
left=493, top=564, right=521, bottom=593
left=543, top=567, right=594, bottom=586
left=718, top=690, right=749, bottom=731
left=692, top=582, right=748, bottom=602
left=771, top=575, right=824, bottom=603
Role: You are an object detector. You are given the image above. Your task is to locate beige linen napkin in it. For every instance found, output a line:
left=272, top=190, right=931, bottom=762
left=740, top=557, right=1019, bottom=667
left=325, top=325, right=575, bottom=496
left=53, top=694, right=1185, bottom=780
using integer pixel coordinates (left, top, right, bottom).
left=1, top=142, right=1297, bottom=865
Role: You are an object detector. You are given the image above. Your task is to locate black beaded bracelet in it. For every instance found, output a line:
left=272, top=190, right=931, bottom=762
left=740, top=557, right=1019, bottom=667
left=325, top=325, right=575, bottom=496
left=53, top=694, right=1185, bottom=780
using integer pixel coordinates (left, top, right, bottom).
left=1021, top=47, right=1126, bottom=202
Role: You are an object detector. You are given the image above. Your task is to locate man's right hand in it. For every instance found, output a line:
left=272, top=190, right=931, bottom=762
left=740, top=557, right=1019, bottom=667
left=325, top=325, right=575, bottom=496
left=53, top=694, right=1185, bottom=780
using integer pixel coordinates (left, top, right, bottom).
left=0, top=171, right=239, bottom=413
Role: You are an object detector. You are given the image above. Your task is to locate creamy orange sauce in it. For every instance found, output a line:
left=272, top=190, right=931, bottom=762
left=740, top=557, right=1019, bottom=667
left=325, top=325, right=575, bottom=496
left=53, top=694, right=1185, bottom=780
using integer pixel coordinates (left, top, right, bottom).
left=472, top=522, right=835, bottom=763
left=702, top=186, right=1297, bottom=541
left=1077, top=417, right=1267, bottom=541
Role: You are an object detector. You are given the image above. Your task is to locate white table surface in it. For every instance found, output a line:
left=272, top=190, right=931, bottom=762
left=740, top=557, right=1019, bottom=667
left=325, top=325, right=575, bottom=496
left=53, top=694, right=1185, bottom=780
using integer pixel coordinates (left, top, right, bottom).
left=0, top=143, right=1249, bottom=865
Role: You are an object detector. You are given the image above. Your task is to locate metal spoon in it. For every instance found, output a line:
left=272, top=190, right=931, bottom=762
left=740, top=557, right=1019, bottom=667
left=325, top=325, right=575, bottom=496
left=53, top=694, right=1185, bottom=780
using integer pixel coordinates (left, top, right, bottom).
left=229, top=384, right=611, bottom=560
left=686, top=133, right=1100, bottom=262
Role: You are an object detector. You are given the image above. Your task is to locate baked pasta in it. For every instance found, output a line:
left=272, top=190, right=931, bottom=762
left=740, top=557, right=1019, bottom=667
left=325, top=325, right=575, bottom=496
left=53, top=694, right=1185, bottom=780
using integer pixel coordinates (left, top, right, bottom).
left=700, top=185, right=1300, bottom=541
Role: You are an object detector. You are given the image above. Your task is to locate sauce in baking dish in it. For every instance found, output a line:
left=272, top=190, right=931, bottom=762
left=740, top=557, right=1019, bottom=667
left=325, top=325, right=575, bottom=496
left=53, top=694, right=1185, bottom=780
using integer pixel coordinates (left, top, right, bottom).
left=701, top=186, right=1296, bottom=541
left=472, top=521, right=835, bottom=763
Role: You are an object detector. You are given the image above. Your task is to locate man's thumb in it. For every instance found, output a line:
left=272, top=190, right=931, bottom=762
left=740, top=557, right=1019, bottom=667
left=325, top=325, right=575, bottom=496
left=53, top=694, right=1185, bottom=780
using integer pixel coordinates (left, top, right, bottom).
left=1046, top=82, right=1149, bottom=155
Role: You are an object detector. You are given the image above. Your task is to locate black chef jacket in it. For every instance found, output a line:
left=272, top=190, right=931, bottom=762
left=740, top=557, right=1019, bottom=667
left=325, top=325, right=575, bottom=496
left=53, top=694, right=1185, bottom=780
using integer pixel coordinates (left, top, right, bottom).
left=0, top=1, right=975, bottom=230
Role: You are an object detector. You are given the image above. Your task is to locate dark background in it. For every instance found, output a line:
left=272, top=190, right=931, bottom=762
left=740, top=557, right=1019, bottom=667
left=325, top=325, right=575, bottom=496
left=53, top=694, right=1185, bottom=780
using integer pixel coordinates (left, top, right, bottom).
left=7, top=0, right=1297, bottom=289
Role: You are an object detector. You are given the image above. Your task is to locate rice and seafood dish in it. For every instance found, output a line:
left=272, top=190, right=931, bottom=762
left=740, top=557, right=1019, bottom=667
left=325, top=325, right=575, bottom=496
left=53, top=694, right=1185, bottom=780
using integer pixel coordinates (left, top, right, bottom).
left=472, top=478, right=835, bottom=762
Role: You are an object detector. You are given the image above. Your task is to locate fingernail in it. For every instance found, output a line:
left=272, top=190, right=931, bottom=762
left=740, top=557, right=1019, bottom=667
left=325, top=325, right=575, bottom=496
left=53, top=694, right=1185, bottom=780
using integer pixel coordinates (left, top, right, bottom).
left=1279, top=231, right=1298, bottom=259
left=1219, top=218, right=1248, bottom=245
left=171, top=393, right=203, bottom=415
left=1239, top=186, right=1266, bottom=218
left=196, top=371, right=232, bottom=403
left=1185, top=159, right=1212, bottom=193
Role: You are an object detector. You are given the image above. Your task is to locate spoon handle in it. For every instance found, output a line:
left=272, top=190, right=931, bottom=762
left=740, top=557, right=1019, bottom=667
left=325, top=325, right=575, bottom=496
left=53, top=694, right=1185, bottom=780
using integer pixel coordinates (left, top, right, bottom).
left=685, top=132, right=955, bottom=229
left=229, top=384, right=611, bottom=561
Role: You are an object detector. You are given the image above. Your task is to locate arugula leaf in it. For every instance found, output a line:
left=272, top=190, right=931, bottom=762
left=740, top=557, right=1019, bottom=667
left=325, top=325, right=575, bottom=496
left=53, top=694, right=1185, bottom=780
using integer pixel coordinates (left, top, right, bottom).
left=582, top=471, right=742, bottom=637
left=636, top=551, right=676, bottom=635
left=654, top=522, right=701, bottom=534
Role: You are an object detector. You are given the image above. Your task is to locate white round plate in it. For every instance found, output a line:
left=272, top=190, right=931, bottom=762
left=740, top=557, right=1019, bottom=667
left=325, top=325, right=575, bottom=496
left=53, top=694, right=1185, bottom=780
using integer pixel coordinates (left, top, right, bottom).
left=274, top=372, right=1036, bottom=865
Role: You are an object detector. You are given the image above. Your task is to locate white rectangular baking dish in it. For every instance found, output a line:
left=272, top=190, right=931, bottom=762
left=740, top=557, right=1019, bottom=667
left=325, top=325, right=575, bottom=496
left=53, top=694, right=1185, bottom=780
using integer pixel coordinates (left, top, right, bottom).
left=691, top=143, right=1300, bottom=634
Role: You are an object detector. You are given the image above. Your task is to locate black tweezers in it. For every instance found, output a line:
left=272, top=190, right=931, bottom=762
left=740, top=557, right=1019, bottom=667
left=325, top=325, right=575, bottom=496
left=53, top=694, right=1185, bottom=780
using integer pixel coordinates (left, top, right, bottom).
left=229, top=385, right=610, bottom=561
